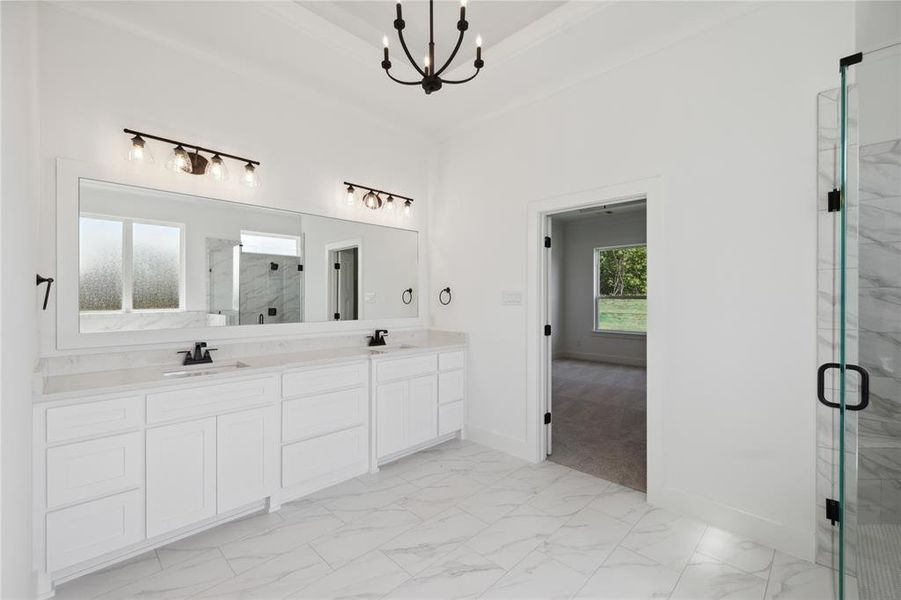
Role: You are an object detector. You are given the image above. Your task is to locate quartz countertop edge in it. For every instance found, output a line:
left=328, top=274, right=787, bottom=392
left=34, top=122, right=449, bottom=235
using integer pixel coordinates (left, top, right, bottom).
left=37, top=340, right=466, bottom=403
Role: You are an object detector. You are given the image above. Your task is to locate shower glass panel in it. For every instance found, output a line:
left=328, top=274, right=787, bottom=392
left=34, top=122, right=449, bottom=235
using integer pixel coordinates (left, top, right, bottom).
left=838, top=41, right=901, bottom=600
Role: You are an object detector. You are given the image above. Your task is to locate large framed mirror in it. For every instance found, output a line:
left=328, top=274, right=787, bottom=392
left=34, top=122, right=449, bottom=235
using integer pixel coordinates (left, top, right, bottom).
left=54, top=160, right=421, bottom=350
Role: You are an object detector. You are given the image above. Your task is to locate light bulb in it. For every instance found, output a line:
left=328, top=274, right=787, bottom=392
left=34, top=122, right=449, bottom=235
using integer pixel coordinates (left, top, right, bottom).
left=345, top=185, right=356, bottom=206
left=363, top=190, right=382, bottom=210
left=242, top=162, right=261, bottom=188
left=476, top=35, right=482, bottom=47
left=385, top=195, right=396, bottom=212
left=424, top=55, right=430, bottom=68
left=126, top=135, right=154, bottom=164
left=166, top=145, right=193, bottom=174
left=208, top=154, right=229, bottom=182
left=403, top=199, right=412, bottom=217
left=461, top=0, right=466, bottom=6
left=383, top=35, right=389, bottom=48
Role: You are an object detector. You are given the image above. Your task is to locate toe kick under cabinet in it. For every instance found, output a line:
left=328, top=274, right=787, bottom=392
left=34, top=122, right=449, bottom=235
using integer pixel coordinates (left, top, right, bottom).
left=33, top=345, right=465, bottom=591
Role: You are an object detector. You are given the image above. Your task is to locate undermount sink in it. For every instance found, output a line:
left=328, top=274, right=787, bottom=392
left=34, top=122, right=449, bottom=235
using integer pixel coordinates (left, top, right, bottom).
left=163, top=361, right=251, bottom=378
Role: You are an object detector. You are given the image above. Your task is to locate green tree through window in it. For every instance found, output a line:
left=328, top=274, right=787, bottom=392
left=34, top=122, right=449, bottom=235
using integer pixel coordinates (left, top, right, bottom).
left=595, top=245, right=646, bottom=332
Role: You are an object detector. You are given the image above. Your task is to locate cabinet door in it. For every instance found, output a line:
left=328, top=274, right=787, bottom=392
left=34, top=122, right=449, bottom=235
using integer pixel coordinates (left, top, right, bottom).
left=407, top=374, right=438, bottom=447
left=146, top=418, right=216, bottom=538
left=217, top=407, right=277, bottom=514
left=377, top=381, right=407, bottom=458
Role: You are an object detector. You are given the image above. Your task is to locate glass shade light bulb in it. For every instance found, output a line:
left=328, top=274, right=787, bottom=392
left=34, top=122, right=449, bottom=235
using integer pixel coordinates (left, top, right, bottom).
left=242, top=162, right=261, bottom=188
left=403, top=199, right=413, bottom=217
left=208, top=154, right=229, bottom=182
left=345, top=185, right=356, bottom=206
left=167, top=145, right=193, bottom=174
left=363, top=190, right=382, bottom=210
left=127, top=135, right=154, bottom=164
left=385, top=195, right=396, bottom=212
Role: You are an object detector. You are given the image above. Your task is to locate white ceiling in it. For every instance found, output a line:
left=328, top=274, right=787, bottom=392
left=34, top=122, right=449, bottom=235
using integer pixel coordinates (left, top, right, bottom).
left=298, top=1, right=567, bottom=56
left=63, top=1, right=759, bottom=137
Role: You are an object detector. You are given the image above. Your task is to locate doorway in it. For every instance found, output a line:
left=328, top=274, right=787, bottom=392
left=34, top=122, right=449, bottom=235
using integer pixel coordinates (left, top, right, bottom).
left=545, top=200, right=648, bottom=491
left=327, top=243, right=359, bottom=321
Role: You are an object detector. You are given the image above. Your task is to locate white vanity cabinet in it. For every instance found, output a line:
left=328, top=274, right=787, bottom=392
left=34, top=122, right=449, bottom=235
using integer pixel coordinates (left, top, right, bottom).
left=278, top=360, right=370, bottom=501
left=374, top=350, right=465, bottom=464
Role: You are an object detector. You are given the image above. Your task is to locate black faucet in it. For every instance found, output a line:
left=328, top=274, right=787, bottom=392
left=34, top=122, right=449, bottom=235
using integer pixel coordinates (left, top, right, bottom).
left=368, top=329, right=388, bottom=347
left=178, top=342, right=218, bottom=366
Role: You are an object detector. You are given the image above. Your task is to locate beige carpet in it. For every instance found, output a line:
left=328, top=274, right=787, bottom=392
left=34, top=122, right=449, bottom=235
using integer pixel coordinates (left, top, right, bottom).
left=549, top=359, right=647, bottom=492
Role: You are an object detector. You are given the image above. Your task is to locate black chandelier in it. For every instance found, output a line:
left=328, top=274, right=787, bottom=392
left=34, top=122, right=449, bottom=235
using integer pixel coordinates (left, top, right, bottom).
left=382, top=0, right=483, bottom=95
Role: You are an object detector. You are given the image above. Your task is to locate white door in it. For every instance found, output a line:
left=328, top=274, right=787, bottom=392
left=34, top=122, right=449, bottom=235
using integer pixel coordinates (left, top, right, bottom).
left=406, top=374, right=438, bottom=447
left=146, top=418, right=217, bottom=538
left=217, top=407, right=277, bottom=513
left=377, top=381, right=407, bottom=458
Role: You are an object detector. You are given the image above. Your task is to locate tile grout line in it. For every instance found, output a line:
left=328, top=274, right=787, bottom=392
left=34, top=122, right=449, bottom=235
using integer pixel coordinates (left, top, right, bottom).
left=664, top=524, right=709, bottom=599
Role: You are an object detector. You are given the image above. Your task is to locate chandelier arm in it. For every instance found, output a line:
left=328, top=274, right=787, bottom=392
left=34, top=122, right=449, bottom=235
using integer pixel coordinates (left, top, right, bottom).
left=384, top=69, right=423, bottom=86
left=435, top=28, right=466, bottom=77
left=440, top=68, right=481, bottom=85
left=396, top=28, right=427, bottom=77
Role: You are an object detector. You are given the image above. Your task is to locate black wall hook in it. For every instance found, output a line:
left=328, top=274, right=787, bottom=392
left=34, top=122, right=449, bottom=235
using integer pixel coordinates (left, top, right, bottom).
left=36, top=274, right=54, bottom=311
left=439, top=287, right=452, bottom=306
left=402, top=288, right=414, bottom=305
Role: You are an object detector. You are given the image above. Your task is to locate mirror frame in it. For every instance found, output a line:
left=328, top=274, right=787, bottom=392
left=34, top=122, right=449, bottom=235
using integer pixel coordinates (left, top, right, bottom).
left=53, top=159, right=426, bottom=352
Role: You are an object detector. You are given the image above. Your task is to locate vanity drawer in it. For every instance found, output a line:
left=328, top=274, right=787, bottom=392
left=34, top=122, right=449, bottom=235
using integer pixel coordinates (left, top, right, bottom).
left=46, top=396, right=143, bottom=444
left=439, top=370, right=465, bottom=405
left=283, top=387, right=366, bottom=442
left=281, top=426, right=367, bottom=488
left=46, top=489, right=144, bottom=572
left=46, top=432, right=142, bottom=509
left=282, top=362, right=368, bottom=398
left=376, top=354, right=438, bottom=383
left=146, top=375, right=277, bottom=424
left=439, top=351, right=465, bottom=372
left=438, top=400, right=463, bottom=436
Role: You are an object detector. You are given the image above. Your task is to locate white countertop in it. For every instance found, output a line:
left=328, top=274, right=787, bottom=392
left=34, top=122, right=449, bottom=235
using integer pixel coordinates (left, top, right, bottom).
left=38, top=339, right=466, bottom=402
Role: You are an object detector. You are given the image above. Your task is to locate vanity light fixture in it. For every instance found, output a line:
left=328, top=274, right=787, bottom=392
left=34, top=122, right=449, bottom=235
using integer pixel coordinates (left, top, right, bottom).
left=343, top=181, right=413, bottom=216
left=123, top=128, right=261, bottom=188
left=126, top=134, right=154, bottom=164
left=382, top=0, right=484, bottom=95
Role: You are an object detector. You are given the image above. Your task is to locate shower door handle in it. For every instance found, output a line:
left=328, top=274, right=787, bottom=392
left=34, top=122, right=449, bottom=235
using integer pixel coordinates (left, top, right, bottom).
left=817, top=362, right=870, bottom=411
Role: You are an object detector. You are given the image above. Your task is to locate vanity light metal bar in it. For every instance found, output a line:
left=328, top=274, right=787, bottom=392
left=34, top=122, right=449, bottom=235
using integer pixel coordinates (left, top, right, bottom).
left=343, top=181, right=414, bottom=214
left=124, top=128, right=261, bottom=187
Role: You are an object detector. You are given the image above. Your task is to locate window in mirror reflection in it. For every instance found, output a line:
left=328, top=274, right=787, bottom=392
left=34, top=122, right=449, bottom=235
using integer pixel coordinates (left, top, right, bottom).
left=79, top=215, right=184, bottom=313
left=240, top=231, right=300, bottom=257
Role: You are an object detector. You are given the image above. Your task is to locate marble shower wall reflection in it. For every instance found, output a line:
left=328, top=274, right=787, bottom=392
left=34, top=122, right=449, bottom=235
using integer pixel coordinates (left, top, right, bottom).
left=238, top=252, right=302, bottom=325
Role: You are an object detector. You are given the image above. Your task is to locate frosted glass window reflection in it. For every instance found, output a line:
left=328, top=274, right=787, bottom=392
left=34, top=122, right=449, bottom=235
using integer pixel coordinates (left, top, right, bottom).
left=79, top=217, right=123, bottom=311
left=240, top=232, right=299, bottom=256
left=133, top=223, right=181, bottom=310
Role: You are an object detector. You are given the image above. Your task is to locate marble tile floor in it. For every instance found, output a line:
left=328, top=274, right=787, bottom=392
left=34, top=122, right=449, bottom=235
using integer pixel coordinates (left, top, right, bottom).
left=56, top=439, right=857, bottom=600
left=550, top=359, right=647, bottom=492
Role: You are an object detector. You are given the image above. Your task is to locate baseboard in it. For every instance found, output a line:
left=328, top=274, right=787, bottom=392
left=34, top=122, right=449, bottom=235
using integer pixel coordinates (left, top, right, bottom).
left=655, top=485, right=814, bottom=562
left=466, top=426, right=533, bottom=462
left=558, top=351, right=647, bottom=367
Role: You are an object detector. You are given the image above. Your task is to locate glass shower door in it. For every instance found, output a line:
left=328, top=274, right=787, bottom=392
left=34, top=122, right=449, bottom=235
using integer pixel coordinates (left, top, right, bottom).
left=836, top=42, right=901, bottom=600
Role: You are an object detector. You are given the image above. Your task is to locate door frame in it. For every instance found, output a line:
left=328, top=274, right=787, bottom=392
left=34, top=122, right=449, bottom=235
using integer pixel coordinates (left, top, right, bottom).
left=325, top=239, right=362, bottom=321
left=525, top=176, right=663, bottom=503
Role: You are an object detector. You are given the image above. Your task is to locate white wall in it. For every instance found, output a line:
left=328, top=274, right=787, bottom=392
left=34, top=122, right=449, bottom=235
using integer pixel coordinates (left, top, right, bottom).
left=430, top=1, right=853, bottom=559
left=0, top=2, right=38, bottom=597
left=36, top=2, right=431, bottom=355
left=555, top=211, right=647, bottom=367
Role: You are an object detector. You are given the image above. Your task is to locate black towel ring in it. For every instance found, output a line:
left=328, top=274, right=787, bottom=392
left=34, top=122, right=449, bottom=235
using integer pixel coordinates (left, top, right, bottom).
left=402, top=288, right=414, bottom=305
left=439, top=287, right=452, bottom=306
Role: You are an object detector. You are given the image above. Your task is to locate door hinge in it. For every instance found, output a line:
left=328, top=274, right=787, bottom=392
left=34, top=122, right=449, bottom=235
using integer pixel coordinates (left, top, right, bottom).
left=828, top=188, right=841, bottom=213
left=544, top=412, right=552, bottom=425
left=298, top=264, right=304, bottom=272
left=826, top=498, right=840, bottom=526
left=544, top=324, right=552, bottom=336
left=544, top=236, right=551, bottom=248
left=334, top=312, right=340, bottom=320
left=334, top=262, right=341, bottom=270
